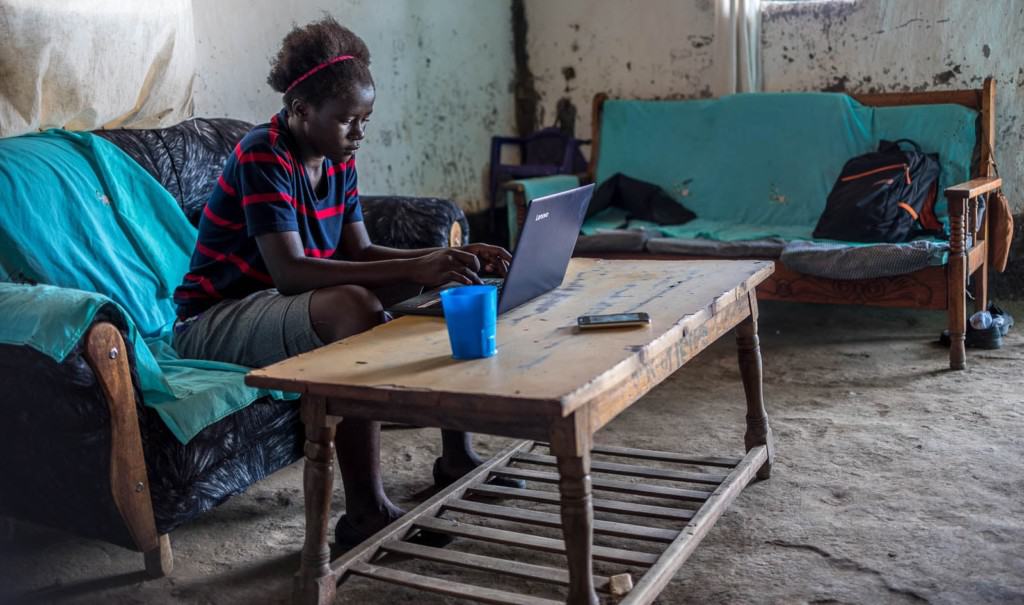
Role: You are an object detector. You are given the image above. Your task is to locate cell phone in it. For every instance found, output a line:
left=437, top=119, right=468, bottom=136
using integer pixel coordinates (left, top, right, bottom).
left=577, top=312, right=651, bottom=329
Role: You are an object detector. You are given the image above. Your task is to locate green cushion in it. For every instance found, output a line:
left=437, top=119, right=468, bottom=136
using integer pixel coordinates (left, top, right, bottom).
left=591, top=93, right=977, bottom=241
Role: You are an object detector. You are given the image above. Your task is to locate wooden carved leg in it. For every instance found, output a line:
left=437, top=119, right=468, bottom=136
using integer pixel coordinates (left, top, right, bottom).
left=294, top=397, right=339, bottom=605
left=84, top=323, right=172, bottom=577
left=144, top=534, right=173, bottom=578
left=735, top=293, right=774, bottom=481
left=948, top=199, right=968, bottom=370
left=550, top=411, right=599, bottom=605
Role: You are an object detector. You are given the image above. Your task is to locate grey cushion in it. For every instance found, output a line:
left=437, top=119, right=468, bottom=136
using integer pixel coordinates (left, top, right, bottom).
left=574, top=229, right=650, bottom=253
left=779, top=240, right=949, bottom=280
left=645, top=237, right=786, bottom=258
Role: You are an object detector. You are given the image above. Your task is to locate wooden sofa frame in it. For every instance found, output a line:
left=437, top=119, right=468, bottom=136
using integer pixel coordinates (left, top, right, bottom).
left=543, top=78, right=1001, bottom=371
left=82, top=322, right=174, bottom=577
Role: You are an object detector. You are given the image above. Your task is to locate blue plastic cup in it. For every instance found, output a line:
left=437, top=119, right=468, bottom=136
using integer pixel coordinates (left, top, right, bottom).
left=439, top=285, right=497, bottom=359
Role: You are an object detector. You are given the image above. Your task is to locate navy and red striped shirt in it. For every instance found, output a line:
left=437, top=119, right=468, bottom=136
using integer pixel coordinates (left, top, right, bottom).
left=173, top=109, right=363, bottom=319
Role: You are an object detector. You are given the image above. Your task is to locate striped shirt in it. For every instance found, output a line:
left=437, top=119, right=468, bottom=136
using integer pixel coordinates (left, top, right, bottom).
left=173, top=109, right=363, bottom=319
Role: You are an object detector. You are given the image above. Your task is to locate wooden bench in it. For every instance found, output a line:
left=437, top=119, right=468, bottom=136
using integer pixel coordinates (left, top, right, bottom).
left=559, top=78, right=1003, bottom=371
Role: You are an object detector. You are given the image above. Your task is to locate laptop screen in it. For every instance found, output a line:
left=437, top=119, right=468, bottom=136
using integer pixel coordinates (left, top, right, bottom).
left=497, top=184, right=593, bottom=314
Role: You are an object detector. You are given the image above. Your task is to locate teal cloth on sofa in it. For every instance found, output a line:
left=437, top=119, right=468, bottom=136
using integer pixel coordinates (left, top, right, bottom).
left=0, top=131, right=295, bottom=444
left=0, top=283, right=127, bottom=362
left=591, top=93, right=977, bottom=241
left=505, top=174, right=581, bottom=246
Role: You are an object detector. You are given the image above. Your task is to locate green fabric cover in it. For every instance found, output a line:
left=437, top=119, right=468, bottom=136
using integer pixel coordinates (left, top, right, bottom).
left=0, top=282, right=122, bottom=362
left=505, top=174, right=581, bottom=247
left=590, top=92, right=977, bottom=241
left=0, top=131, right=295, bottom=444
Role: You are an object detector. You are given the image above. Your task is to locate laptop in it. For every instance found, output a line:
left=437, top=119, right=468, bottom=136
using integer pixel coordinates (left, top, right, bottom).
left=387, top=184, right=594, bottom=317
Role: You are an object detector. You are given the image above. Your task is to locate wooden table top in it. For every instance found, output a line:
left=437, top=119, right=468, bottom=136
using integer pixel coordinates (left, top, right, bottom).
left=246, top=258, right=773, bottom=419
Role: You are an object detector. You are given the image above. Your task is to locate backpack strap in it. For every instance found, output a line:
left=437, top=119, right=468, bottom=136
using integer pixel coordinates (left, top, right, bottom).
left=889, top=139, right=923, bottom=153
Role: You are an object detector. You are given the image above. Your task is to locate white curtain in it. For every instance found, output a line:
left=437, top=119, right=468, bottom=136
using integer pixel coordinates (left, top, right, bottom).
left=0, top=0, right=196, bottom=138
left=712, top=0, right=762, bottom=96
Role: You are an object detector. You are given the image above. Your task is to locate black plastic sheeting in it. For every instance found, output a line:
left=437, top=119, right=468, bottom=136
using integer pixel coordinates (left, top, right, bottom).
left=140, top=387, right=303, bottom=536
left=1, top=119, right=469, bottom=546
left=361, top=194, right=470, bottom=248
left=93, top=118, right=469, bottom=246
left=96, top=118, right=253, bottom=226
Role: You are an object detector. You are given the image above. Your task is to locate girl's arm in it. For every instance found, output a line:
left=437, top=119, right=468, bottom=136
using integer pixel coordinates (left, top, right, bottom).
left=340, top=222, right=512, bottom=275
left=336, top=221, right=439, bottom=260
left=256, top=230, right=482, bottom=296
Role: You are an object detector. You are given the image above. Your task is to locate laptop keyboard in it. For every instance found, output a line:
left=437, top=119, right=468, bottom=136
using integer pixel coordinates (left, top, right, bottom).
left=416, top=279, right=504, bottom=309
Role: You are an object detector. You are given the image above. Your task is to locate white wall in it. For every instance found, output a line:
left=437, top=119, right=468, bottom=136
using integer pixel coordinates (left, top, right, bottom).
left=191, top=0, right=515, bottom=212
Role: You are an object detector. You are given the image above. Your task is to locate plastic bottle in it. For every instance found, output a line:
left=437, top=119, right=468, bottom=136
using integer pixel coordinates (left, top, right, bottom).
left=969, top=310, right=993, bottom=330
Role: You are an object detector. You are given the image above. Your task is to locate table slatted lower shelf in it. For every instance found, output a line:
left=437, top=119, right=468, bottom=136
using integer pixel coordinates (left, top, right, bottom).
left=331, top=440, right=767, bottom=604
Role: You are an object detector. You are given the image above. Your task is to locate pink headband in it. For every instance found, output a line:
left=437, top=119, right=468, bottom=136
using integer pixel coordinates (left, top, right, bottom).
left=285, top=55, right=356, bottom=94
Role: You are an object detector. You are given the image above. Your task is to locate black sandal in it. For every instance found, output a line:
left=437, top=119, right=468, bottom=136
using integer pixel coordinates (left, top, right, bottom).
left=938, top=325, right=1003, bottom=350
left=334, top=513, right=453, bottom=552
left=432, top=457, right=526, bottom=491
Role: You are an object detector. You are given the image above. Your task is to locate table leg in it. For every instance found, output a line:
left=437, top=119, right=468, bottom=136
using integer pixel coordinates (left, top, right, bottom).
left=550, top=413, right=599, bottom=605
left=736, top=292, right=775, bottom=481
left=294, top=397, right=339, bottom=605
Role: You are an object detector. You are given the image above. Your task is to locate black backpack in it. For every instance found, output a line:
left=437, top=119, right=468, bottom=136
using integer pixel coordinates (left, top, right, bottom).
left=813, top=140, right=943, bottom=243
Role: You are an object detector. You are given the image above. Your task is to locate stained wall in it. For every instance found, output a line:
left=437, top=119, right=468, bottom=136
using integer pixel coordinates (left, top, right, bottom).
left=524, top=0, right=1022, bottom=210
left=521, top=0, right=716, bottom=138
left=762, top=0, right=1023, bottom=209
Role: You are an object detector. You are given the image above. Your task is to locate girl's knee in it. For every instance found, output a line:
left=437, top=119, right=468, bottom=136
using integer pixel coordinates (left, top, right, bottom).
left=309, top=285, right=384, bottom=342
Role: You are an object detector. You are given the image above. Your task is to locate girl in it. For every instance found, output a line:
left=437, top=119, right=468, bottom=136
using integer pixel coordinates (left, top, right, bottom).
left=172, top=16, right=513, bottom=547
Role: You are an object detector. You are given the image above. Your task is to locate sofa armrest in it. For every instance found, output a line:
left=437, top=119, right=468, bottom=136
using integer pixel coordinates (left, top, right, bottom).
left=84, top=321, right=171, bottom=576
left=945, top=176, right=1002, bottom=202
left=945, top=176, right=1004, bottom=248
left=0, top=283, right=128, bottom=361
left=944, top=176, right=1004, bottom=258
left=360, top=195, right=469, bottom=249
left=0, top=285, right=169, bottom=574
left=943, top=176, right=1004, bottom=370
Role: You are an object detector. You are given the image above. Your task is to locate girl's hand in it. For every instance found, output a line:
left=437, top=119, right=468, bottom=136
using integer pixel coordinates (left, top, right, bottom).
left=410, top=248, right=482, bottom=286
left=460, top=243, right=512, bottom=276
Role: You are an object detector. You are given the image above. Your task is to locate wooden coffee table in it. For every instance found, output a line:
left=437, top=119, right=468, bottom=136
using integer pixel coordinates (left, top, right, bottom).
left=246, top=258, right=775, bottom=605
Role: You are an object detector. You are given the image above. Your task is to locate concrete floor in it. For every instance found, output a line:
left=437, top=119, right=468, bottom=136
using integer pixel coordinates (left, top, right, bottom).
left=2, top=301, right=1023, bottom=605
